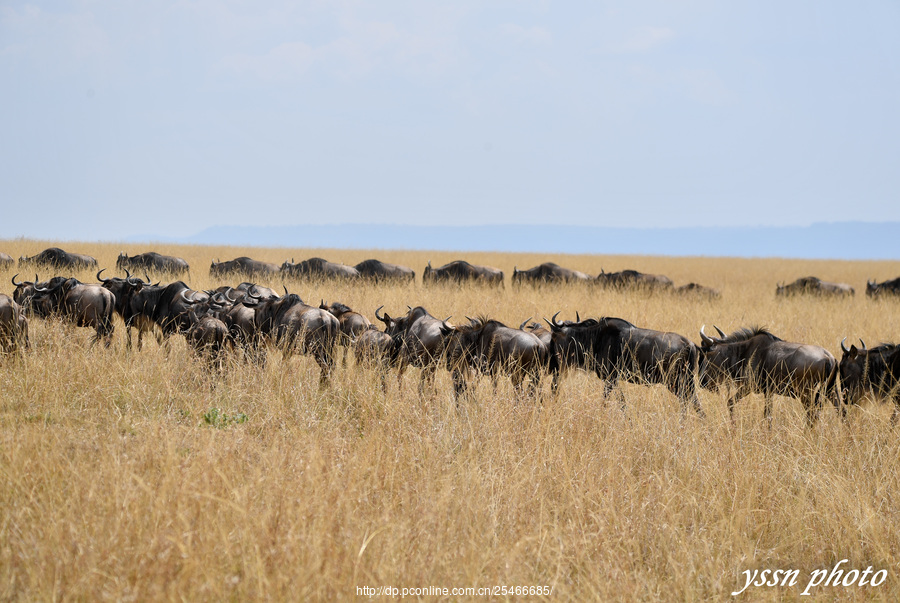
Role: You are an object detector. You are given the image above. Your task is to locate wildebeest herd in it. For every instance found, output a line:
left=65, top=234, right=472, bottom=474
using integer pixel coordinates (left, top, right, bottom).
left=2, top=247, right=900, bottom=426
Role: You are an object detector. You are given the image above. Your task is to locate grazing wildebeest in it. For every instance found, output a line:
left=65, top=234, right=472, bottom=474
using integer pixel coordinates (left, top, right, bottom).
left=595, top=269, right=674, bottom=291
left=776, top=276, right=854, bottom=297
left=547, top=314, right=704, bottom=417
left=354, top=309, right=396, bottom=392
left=209, top=257, right=280, bottom=279
left=675, top=283, right=722, bottom=300
left=511, top=262, right=591, bottom=285
left=319, top=301, right=371, bottom=365
left=117, top=251, right=189, bottom=276
left=422, top=260, right=503, bottom=286
left=240, top=287, right=339, bottom=384
left=839, top=339, right=900, bottom=423
left=698, top=326, right=838, bottom=425
left=281, top=257, right=360, bottom=280
left=446, top=317, right=549, bottom=402
left=0, top=253, right=13, bottom=269
left=375, top=305, right=453, bottom=394
left=354, top=259, right=416, bottom=283
left=177, top=290, right=231, bottom=368
left=31, top=278, right=116, bottom=346
left=866, top=277, right=900, bottom=298
left=18, top=248, right=98, bottom=270
left=0, top=293, right=28, bottom=353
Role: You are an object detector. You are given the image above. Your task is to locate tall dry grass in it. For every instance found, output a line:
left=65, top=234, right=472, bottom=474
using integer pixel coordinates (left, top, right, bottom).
left=1, top=239, right=899, bottom=601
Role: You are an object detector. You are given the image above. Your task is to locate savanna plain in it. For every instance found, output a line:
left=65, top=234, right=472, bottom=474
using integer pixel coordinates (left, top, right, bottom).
left=1, top=240, right=899, bottom=602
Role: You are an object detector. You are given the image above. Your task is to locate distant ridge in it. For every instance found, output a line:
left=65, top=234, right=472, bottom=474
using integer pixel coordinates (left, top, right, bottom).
left=130, top=222, right=899, bottom=260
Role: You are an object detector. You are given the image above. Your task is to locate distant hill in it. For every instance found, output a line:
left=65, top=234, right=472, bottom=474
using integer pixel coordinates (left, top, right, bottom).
left=131, top=222, right=899, bottom=260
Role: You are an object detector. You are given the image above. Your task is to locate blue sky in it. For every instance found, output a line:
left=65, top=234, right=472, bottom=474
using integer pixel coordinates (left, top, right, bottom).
left=1, top=1, right=898, bottom=241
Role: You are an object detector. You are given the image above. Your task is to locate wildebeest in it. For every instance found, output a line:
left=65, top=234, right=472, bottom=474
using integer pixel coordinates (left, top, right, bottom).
left=375, top=305, right=453, bottom=393
left=319, top=301, right=372, bottom=365
left=698, top=326, right=838, bottom=425
left=354, top=259, right=416, bottom=283
left=866, top=277, right=900, bottom=298
left=511, top=262, right=591, bottom=285
left=776, top=276, right=854, bottom=297
left=11, top=274, right=50, bottom=313
left=0, top=252, right=13, bottom=269
left=117, top=251, right=189, bottom=276
left=209, top=257, right=280, bottom=279
left=595, top=269, right=674, bottom=291
left=839, top=339, right=900, bottom=423
left=31, top=277, right=116, bottom=346
left=675, top=283, right=721, bottom=300
left=240, top=287, right=339, bottom=384
left=18, top=248, right=98, bottom=270
left=521, top=319, right=552, bottom=348
left=446, top=317, right=549, bottom=401
left=547, top=314, right=704, bottom=416
left=422, top=260, right=503, bottom=286
left=0, top=293, right=28, bottom=353
left=281, top=257, right=360, bottom=280
left=354, top=311, right=395, bottom=392
left=177, top=290, right=231, bottom=368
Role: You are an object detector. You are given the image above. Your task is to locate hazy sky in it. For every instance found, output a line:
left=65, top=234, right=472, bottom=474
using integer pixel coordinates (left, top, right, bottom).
left=2, top=1, right=899, bottom=241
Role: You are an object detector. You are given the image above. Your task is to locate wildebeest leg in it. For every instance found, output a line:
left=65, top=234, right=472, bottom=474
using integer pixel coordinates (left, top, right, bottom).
left=602, top=376, right=626, bottom=410
left=805, top=392, right=821, bottom=427
left=451, top=369, right=468, bottom=404
left=763, top=396, right=774, bottom=428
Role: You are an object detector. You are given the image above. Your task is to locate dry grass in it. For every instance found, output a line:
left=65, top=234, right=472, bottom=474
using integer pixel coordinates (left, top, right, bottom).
left=1, top=239, right=899, bottom=601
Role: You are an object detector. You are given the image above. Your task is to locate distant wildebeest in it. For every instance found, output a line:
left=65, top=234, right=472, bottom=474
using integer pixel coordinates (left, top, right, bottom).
left=547, top=314, right=704, bottom=417
left=240, top=287, right=339, bottom=384
left=354, top=259, right=416, bottom=283
left=595, top=269, right=674, bottom=291
left=319, top=301, right=372, bottom=365
left=675, top=283, right=721, bottom=300
left=445, top=316, right=549, bottom=402
left=281, top=257, right=360, bottom=280
left=375, top=305, right=453, bottom=394
left=839, top=338, right=900, bottom=423
left=698, top=326, right=838, bottom=425
left=18, top=247, right=98, bottom=271
left=511, top=262, right=591, bottom=285
left=31, top=277, right=116, bottom=346
left=209, top=257, right=280, bottom=279
left=0, top=293, right=28, bottom=353
left=866, top=277, right=900, bottom=298
left=776, top=276, right=854, bottom=297
left=0, top=252, right=13, bottom=269
left=117, top=251, right=189, bottom=276
left=422, top=260, right=503, bottom=286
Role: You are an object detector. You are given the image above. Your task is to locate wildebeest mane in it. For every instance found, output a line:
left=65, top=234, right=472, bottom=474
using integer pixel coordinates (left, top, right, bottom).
left=718, top=326, right=782, bottom=344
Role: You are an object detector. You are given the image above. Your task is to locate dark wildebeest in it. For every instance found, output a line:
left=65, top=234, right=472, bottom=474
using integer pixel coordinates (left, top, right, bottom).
left=0, top=293, right=28, bottom=353
left=31, top=277, right=116, bottom=346
left=0, top=252, right=13, bottom=269
left=511, top=262, right=591, bottom=285
left=422, top=260, right=503, bottom=286
left=117, top=251, right=189, bottom=276
left=547, top=314, right=704, bottom=417
left=698, top=326, right=838, bottom=425
left=595, top=269, right=674, bottom=291
left=240, top=287, right=339, bottom=384
left=866, top=277, right=900, bottom=298
left=776, top=276, right=854, bottom=297
left=11, top=274, right=51, bottom=314
left=354, top=308, right=396, bottom=392
left=839, top=338, right=900, bottom=423
left=375, top=305, right=453, bottom=394
left=354, top=259, right=416, bottom=283
left=319, top=301, right=371, bottom=365
left=177, top=290, right=231, bottom=369
left=18, top=248, right=98, bottom=270
left=521, top=319, right=552, bottom=348
left=675, top=283, right=721, bottom=300
left=446, top=317, right=549, bottom=402
left=210, top=257, right=280, bottom=279
left=281, top=257, right=360, bottom=280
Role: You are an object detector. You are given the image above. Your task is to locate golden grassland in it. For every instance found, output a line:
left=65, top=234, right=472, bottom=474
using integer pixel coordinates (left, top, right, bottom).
left=1, top=239, right=900, bottom=601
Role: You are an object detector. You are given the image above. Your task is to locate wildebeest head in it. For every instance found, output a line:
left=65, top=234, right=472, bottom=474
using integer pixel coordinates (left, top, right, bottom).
left=11, top=273, right=41, bottom=308
left=697, top=325, right=733, bottom=390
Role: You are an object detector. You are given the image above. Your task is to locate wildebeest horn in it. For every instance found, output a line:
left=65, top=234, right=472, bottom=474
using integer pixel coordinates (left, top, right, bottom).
left=319, top=299, right=327, bottom=309
left=576, top=311, right=580, bottom=322
left=179, top=289, right=200, bottom=305
left=519, top=317, right=532, bottom=330
left=714, top=325, right=726, bottom=339
left=11, top=274, right=23, bottom=287
left=283, top=285, right=289, bottom=296
left=859, top=339, right=867, bottom=351
left=97, top=268, right=109, bottom=283
left=700, top=325, right=715, bottom=346
left=841, top=337, right=850, bottom=354
left=551, top=311, right=562, bottom=328
left=375, top=305, right=385, bottom=322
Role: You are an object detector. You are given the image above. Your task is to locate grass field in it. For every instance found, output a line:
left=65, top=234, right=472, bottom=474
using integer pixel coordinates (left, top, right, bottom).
left=1, top=240, right=899, bottom=601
